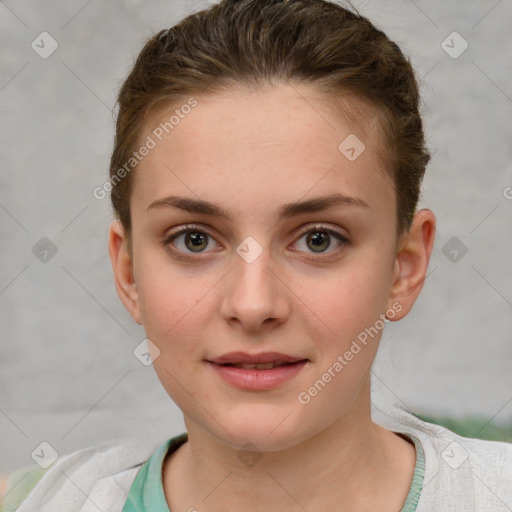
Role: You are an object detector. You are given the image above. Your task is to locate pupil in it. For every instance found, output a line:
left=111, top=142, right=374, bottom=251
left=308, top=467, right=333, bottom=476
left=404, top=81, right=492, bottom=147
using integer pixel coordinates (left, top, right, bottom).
left=307, top=231, right=330, bottom=252
left=186, top=232, right=207, bottom=252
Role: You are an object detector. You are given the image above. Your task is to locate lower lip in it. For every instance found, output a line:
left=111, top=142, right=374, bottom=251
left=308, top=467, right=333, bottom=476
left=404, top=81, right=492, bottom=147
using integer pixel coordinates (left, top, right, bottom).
left=206, top=361, right=308, bottom=390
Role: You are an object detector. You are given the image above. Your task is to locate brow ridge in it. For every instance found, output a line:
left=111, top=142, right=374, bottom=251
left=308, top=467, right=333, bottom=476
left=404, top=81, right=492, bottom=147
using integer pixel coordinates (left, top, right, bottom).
left=147, top=192, right=369, bottom=222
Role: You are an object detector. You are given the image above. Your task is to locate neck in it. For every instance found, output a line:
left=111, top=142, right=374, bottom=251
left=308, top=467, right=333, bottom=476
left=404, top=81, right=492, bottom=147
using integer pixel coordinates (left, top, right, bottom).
left=163, top=381, right=416, bottom=512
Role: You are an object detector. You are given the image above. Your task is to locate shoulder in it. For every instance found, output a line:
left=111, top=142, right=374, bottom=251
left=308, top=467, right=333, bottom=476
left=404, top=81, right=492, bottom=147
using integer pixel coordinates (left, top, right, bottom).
left=2, top=434, right=168, bottom=512
left=374, top=403, right=512, bottom=510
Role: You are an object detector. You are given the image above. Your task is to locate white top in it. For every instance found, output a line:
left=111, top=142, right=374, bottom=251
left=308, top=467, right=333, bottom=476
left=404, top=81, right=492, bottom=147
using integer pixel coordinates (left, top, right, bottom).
left=8, top=403, right=512, bottom=511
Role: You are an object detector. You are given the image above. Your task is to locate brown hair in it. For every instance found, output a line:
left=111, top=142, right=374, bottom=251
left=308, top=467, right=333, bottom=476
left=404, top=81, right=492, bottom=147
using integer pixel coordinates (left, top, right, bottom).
left=109, top=0, right=429, bottom=239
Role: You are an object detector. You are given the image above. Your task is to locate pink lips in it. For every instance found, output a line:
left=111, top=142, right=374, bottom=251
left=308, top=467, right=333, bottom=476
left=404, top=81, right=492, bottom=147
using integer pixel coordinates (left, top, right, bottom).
left=205, top=351, right=309, bottom=390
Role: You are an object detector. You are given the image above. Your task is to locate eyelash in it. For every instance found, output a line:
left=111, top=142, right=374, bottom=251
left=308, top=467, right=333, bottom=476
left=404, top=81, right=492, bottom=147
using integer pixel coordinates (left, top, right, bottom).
left=162, top=223, right=349, bottom=261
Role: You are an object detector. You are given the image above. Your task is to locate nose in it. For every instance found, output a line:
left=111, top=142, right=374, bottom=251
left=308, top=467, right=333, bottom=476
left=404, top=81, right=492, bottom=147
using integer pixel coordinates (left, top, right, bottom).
left=219, top=244, right=290, bottom=333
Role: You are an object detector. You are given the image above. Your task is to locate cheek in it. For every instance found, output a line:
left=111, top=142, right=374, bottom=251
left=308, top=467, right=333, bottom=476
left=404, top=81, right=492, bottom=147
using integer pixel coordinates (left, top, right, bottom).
left=297, top=256, right=393, bottom=338
left=135, top=247, right=211, bottom=337
left=139, top=285, right=208, bottom=353
left=138, top=268, right=212, bottom=402
left=292, top=266, right=390, bottom=420
left=134, top=255, right=223, bottom=386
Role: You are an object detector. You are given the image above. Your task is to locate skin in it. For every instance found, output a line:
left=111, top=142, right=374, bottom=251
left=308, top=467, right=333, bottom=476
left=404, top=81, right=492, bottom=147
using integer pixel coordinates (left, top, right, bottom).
left=109, top=82, right=436, bottom=511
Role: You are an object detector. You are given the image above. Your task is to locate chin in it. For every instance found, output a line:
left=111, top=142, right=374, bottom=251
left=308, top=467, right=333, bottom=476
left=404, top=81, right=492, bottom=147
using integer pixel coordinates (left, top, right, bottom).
left=207, top=404, right=313, bottom=453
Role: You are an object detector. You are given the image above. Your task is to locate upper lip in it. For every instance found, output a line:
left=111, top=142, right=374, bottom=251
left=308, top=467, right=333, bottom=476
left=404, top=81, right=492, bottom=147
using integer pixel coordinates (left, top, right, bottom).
left=207, top=351, right=308, bottom=365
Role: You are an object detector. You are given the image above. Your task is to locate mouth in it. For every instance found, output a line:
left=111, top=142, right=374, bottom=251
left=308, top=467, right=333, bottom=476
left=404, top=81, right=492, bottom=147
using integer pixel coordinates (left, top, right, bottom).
left=214, top=361, right=307, bottom=370
left=206, top=351, right=309, bottom=367
left=205, top=352, right=309, bottom=390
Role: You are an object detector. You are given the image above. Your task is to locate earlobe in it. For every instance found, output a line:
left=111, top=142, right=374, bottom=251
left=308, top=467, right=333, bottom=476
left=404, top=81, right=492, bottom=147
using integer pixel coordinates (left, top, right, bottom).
left=108, top=220, right=142, bottom=325
left=387, top=209, right=436, bottom=321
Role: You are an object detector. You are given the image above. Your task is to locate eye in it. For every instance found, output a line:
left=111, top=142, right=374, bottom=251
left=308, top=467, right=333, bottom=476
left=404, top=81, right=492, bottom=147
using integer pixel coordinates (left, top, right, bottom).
left=292, top=224, right=349, bottom=255
left=162, top=223, right=349, bottom=259
left=163, top=225, right=219, bottom=254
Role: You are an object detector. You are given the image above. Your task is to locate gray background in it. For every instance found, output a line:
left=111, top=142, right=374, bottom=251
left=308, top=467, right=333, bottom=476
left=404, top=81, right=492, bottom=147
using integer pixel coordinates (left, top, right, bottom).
left=1, top=0, right=511, bottom=474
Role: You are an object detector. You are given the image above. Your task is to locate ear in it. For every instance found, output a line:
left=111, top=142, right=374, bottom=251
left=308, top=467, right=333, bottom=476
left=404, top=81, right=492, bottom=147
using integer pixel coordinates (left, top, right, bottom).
left=387, top=209, right=436, bottom=321
left=108, top=220, right=142, bottom=325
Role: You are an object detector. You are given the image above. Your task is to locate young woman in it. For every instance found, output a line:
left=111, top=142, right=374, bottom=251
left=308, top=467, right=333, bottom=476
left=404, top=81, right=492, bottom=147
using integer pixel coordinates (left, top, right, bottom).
left=6, top=1, right=512, bottom=510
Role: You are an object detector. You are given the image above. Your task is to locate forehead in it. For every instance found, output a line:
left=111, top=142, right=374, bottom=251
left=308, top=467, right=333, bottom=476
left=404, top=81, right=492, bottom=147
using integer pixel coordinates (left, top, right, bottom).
left=147, top=82, right=380, bottom=157
left=132, top=83, right=394, bottom=226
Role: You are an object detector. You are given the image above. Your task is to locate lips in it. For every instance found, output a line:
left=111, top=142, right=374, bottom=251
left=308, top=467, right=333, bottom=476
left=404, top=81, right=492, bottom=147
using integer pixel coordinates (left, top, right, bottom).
left=205, top=351, right=309, bottom=390
left=222, top=362, right=293, bottom=370
left=206, top=351, right=308, bottom=367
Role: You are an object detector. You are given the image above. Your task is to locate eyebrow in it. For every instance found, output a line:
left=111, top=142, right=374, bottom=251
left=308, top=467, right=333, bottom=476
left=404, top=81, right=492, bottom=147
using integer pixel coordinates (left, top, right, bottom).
left=147, top=192, right=370, bottom=222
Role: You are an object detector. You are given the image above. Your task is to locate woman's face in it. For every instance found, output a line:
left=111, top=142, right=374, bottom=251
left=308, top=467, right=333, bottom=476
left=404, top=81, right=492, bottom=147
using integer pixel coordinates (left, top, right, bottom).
left=117, top=83, right=404, bottom=451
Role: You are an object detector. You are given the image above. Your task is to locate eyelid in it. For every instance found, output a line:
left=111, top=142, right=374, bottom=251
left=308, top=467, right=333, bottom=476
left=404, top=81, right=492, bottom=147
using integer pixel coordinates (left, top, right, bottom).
left=162, top=222, right=349, bottom=257
left=291, top=223, right=349, bottom=255
left=163, top=223, right=218, bottom=246
left=294, top=223, right=348, bottom=240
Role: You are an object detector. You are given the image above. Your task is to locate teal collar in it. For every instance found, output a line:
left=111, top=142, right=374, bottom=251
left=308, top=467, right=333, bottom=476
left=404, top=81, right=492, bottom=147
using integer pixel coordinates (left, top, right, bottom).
left=121, top=432, right=188, bottom=512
